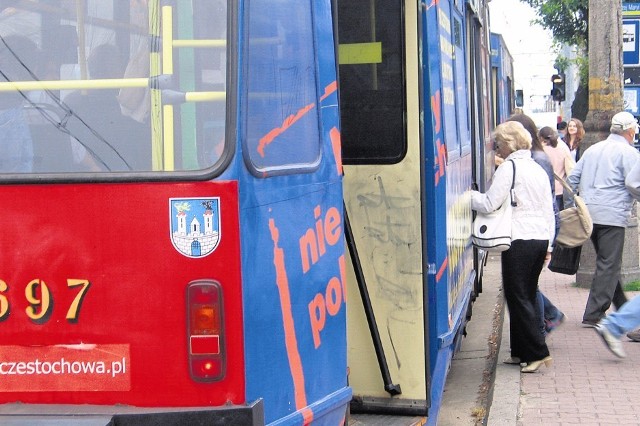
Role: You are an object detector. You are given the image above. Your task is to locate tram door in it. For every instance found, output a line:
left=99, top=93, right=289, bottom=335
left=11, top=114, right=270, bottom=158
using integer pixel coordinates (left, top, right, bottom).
left=338, top=0, right=430, bottom=416
left=337, top=0, right=489, bottom=420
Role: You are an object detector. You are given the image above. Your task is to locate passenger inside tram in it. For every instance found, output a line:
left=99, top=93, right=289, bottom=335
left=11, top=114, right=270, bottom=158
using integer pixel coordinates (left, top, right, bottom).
left=63, top=43, right=150, bottom=172
left=0, top=34, right=39, bottom=173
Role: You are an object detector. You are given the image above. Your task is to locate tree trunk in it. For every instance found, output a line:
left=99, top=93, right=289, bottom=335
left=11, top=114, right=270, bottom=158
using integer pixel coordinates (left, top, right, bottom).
left=570, top=83, right=588, bottom=122
left=577, top=0, right=640, bottom=289
left=581, top=0, right=624, bottom=152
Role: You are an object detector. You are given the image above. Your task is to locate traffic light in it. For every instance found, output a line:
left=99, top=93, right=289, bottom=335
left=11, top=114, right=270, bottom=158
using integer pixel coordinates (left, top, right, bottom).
left=551, top=74, right=565, bottom=102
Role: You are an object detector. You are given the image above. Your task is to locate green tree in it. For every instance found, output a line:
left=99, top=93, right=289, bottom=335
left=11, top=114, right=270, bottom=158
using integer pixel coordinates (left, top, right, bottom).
left=521, top=0, right=590, bottom=120
left=521, top=0, right=588, bottom=48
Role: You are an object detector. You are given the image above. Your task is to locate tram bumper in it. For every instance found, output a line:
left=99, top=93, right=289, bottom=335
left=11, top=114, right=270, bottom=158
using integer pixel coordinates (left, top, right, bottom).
left=0, top=400, right=264, bottom=426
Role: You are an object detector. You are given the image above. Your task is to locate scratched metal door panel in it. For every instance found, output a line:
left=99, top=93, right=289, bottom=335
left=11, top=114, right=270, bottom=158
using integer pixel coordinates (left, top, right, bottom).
left=344, top=158, right=426, bottom=401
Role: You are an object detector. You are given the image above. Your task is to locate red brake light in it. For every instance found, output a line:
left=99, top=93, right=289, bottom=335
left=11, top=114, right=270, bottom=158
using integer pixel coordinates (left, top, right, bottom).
left=187, top=280, right=225, bottom=382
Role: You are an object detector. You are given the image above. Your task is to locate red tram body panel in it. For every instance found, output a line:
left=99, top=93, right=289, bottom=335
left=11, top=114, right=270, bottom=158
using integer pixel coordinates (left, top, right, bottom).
left=0, top=182, right=244, bottom=406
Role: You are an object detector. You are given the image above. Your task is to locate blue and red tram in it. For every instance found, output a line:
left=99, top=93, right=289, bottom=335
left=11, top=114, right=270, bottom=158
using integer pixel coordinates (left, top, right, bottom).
left=0, top=0, right=505, bottom=425
left=0, top=0, right=346, bottom=424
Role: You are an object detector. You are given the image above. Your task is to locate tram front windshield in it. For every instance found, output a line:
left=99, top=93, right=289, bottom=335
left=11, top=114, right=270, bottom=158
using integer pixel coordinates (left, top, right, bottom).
left=0, top=0, right=228, bottom=175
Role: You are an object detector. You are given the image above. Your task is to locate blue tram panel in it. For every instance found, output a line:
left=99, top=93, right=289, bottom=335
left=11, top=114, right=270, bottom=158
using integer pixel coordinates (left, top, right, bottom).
left=238, top=0, right=349, bottom=425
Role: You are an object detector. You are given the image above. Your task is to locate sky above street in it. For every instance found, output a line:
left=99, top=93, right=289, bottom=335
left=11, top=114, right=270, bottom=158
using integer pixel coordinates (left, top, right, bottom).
left=489, top=0, right=559, bottom=125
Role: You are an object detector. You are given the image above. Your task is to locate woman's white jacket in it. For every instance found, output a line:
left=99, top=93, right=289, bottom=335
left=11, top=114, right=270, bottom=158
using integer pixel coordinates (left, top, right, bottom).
left=471, top=150, right=555, bottom=249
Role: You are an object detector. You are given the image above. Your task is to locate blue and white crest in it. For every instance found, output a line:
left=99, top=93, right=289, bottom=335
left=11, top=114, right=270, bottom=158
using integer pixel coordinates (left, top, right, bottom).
left=169, top=197, right=221, bottom=258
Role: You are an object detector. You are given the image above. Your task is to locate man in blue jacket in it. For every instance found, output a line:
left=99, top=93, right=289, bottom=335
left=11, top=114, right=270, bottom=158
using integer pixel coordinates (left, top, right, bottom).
left=567, top=111, right=640, bottom=327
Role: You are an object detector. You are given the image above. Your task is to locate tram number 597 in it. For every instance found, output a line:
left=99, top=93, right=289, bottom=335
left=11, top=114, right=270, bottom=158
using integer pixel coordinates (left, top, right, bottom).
left=0, top=279, right=91, bottom=324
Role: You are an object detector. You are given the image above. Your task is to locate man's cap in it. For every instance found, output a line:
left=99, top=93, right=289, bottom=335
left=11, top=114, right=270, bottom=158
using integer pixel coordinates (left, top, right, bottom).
left=611, top=111, right=639, bottom=132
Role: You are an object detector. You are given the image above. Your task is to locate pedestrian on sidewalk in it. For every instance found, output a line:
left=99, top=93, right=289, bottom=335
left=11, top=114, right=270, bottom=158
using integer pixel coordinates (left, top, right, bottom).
left=595, top=294, right=640, bottom=358
left=557, top=121, right=568, bottom=141
left=471, top=121, right=555, bottom=373
left=540, top=126, right=575, bottom=212
left=564, top=118, right=584, bottom=161
left=566, top=111, right=640, bottom=327
left=619, top=154, right=640, bottom=343
left=508, top=115, right=566, bottom=336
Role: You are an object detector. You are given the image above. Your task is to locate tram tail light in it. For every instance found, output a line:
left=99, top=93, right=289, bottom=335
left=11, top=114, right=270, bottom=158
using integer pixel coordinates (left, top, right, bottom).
left=187, top=280, right=225, bottom=382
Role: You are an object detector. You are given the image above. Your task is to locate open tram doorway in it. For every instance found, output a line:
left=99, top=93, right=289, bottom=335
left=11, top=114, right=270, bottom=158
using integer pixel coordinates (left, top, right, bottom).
left=335, top=0, right=430, bottom=418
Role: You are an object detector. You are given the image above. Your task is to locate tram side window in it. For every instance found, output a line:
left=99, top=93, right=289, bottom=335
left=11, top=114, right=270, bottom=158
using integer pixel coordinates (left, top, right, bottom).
left=243, top=0, right=321, bottom=176
left=337, top=0, right=406, bottom=164
left=452, top=15, right=470, bottom=153
left=0, top=0, right=228, bottom=176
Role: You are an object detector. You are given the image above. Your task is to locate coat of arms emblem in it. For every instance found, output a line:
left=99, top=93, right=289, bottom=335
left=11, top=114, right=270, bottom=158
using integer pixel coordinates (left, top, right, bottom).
left=170, top=198, right=221, bottom=258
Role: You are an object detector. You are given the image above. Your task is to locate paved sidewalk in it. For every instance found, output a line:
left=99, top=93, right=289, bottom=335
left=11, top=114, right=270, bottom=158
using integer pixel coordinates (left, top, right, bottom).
left=439, top=254, right=504, bottom=425
left=488, top=257, right=640, bottom=425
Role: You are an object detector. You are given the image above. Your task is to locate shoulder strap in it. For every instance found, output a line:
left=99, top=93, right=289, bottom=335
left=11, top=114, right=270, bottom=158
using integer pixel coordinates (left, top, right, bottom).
left=508, top=160, right=517, bottom=207
left=553, top=172, right=575, bottom=196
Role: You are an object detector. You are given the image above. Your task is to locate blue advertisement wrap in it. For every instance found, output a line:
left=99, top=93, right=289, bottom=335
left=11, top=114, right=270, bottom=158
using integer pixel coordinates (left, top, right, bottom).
left=422, top=1, right=478, bottom=423
left=236, top=0, right=349, bottom=423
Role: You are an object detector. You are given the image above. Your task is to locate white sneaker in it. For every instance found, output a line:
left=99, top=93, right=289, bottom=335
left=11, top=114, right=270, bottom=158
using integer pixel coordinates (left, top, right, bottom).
left=595, top=323, right=627, bottom=358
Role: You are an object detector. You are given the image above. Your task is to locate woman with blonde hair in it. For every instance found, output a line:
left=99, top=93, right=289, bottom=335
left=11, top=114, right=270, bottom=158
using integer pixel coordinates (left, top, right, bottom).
left=508, top=116, right=566, bottom=336
left=471, top=121, right=555, bottom=372
left=564, top=118, right=585, bottom=161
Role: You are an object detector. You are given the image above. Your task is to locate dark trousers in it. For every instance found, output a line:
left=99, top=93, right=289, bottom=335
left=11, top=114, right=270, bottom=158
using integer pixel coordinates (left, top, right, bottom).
left=583, top=224, right=628, bottom=323
left=555, top=194, right=564, bottom=213
left=502, top=239, right=550, bottom=363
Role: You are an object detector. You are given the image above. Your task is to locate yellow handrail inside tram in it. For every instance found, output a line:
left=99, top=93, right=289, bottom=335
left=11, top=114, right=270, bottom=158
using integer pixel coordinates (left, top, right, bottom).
left=0, top=78, right=148, bottom=92
left=184, top=92, right=226, bottom=102
left=173, top=39, right=226, bottom=48
left=149, top=0, right=163, bottom=171
left=162, top=5, right=175, bottom=171
left=0, top=79, right=225, bottom=100
left=76, top=0, right=88, bottom=81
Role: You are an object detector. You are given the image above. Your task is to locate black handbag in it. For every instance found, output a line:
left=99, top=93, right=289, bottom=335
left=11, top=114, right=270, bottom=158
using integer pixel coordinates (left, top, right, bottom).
left=548, top=244, right=582, bottom=275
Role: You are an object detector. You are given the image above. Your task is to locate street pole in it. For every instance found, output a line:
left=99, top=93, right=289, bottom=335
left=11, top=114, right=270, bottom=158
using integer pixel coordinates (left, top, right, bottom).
left=576, top=0, right=640, bottom=287
left=582, top=0, right=623, bottom=148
